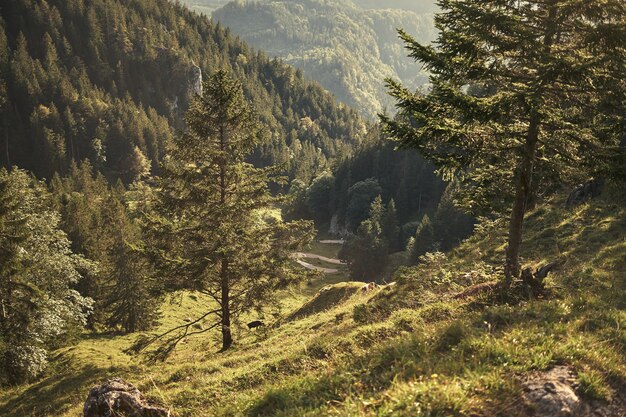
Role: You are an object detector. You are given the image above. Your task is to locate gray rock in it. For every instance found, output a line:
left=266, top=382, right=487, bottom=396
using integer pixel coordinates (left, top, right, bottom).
left=84, top=378, right=170, bottom=417
left=566, top=179, right=604, bottom=208
left=189, top=63, right=202, bottom=97
left=523, top=366, right=581, bottom=417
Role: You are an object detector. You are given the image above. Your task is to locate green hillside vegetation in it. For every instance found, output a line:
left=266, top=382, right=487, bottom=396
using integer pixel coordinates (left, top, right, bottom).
left=1, top=187, right=623, bottom=416
left=1, top=0, right=368, bottom=183
left=0, top=0, right=624, bottom=415
left=352, top=0, right=439, bottom=14
left=180, top=0, right=440, bottom=15
left=212, top=0, right=437, bottom=118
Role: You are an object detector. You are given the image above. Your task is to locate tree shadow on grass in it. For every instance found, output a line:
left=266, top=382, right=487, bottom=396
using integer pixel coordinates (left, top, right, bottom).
left=0, top=364, right=124, bottom=417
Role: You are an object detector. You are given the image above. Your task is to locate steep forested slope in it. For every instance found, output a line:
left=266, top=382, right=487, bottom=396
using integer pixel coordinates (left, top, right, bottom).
left=353, top=0, right=439, bottom=13
left=0, top=0, right=368, bottom=183
left=181, top=0, right=440, bottom=15
left=212, top=0, right=437, bottom=118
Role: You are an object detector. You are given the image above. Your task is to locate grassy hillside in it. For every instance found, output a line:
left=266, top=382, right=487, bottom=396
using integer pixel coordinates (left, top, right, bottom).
left=1, top=187, right=624, bottom=416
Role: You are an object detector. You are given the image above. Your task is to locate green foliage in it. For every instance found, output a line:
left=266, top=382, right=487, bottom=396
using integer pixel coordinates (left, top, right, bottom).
left=51, top=161, right=159, bottom=333
left=0, top=0, right=367, bottom=183
left=407, top=214, right=435, bottom=263
left=382, top=0, right=626, bottom=280
left=286, top=134, right=446, bottom=237
left=577, top=370, right=612, bottom=401
left=305, top=172, right=335, bottom=225
left=102, top=186, right=160, bottom=334
left=0, top=168, right=93, bottom=384
left=345, top=178, right=382, bottom=231
left=212, top=0, right=436, bottom=118
left=151, top=70, right=314, bottom=350
left=340, top=196, right=389, bottom=281
left=382, top=199, right=401, bottom=252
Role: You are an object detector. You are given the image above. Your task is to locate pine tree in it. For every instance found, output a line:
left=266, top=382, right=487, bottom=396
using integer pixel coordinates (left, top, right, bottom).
left=339, top=196, right=389, bottom=281
left=104, top=184, right=159, bottom=333
left=382, top=198, right=400, bottom=252
left=407, top=213, right=435, bottom=264
left=432, top=184, right=474, bottom=252
left=152, top=70, right=313, bottom=351
left=382, top=0, right=626, bottom=284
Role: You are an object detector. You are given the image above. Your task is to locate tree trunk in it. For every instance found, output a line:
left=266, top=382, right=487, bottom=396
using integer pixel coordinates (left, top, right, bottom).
left=220, top=258, right=232, bottom=351
left=218, top=122, right=232, bottom=351
left=503, top=3, right=557, bottom=287
left=504, top=111, right=540, bottom=285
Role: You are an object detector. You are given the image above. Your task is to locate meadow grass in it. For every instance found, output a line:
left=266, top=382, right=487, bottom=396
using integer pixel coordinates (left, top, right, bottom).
left=1, top=191, right=624, bottom=416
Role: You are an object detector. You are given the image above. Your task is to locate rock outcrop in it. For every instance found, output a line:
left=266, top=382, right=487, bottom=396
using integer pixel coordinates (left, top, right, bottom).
left=522, top=366, right=624, bottom=417
left=566, top=179, right=604, bottom=208
left=523, top=366, right=582, bottom=417
left=84, top=378, right=170, bottom=417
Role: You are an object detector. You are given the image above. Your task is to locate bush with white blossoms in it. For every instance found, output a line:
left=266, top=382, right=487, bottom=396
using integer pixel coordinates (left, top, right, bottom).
left=0, top=168, right=96, bottom=384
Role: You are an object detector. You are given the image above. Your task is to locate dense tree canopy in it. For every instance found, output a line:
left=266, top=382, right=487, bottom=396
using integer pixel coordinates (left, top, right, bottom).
left=0, top=168, right=93, bottom=383
left=0, top=0, right=369, bottom=183
left=382, top=0, right=626, bottom=282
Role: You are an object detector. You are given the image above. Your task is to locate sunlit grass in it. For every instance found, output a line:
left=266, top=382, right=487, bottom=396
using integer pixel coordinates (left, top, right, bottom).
left=1, top=191, right=624, bottom=416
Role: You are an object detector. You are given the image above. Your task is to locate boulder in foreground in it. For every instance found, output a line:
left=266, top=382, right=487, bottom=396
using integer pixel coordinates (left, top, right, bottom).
left=84, top=378, right=170, bottom=417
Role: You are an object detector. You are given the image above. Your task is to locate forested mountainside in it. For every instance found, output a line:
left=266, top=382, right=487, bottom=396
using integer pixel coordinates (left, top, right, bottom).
left=2, top=183, right=624, bottom=417
left=178, top=0, right=229, bottom=15
left=181, top=0, right=440, bottom=15
left=212, top=0, right=437, bottom=118
left=0, top=0, right=369, bottom=183
left=353, top=0, right=440, bottom=13
left=1, top=0, right=624, bottom=415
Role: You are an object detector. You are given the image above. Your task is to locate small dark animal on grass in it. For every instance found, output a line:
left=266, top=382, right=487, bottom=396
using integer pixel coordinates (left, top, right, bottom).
left=247, top=320, right=265, bottom=330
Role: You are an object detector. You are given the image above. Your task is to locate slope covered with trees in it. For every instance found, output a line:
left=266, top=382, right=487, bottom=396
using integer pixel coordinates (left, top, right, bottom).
left=212, top=0, right=437, bottom=118
left=0, top=0, right=371, bottom=384
left=353, top=0, right=439, bottom=13
left=382, top=0, right=625, bottom=283
left=0, top=0, right=368, bottom=183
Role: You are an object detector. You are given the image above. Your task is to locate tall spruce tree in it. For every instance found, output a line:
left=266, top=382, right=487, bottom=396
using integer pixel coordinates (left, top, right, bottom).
left=104, top=183, right=159, bottom=334
left=382, top=0, right=626, bottom=284
left=153, top=71, right=314, bottom=351
left=382, top=199, right=400, bottom=252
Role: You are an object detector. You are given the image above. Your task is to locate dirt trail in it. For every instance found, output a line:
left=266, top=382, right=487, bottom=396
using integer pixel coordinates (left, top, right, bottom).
left=295, top=253, right=345, bottom=265
left=295, top=258, right=339, bottom=273
left=294, top=243, right=346, bottom=273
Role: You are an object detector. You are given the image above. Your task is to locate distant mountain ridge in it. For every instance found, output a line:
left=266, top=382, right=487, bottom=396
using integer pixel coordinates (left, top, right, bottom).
left=353, top=0, right=439, bottom=13
left=179, top=0, right=440, bottom=15
left=209, top=0, right=437, bottom=118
